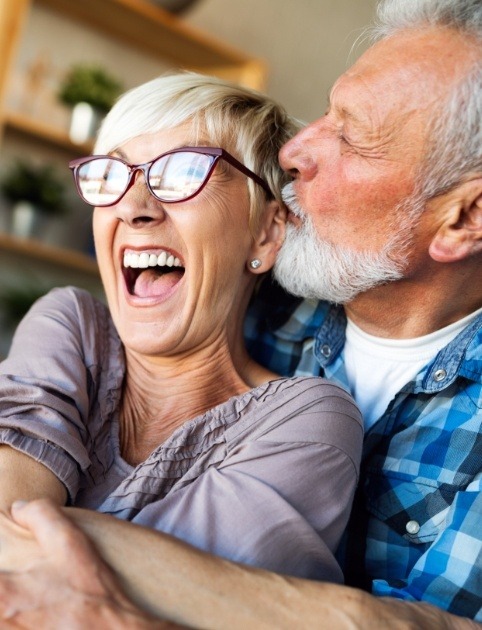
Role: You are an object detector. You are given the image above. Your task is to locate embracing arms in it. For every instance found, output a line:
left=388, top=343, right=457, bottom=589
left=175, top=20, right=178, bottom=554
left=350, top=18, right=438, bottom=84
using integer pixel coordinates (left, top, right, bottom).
left=0, top=499, right=478, bottom=630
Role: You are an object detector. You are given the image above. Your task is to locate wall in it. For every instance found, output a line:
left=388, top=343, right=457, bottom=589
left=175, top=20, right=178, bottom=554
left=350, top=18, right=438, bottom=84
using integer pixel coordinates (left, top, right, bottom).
left=0, top=0, right=380, bottom=356
left=184, top=0, right=379, bottom=123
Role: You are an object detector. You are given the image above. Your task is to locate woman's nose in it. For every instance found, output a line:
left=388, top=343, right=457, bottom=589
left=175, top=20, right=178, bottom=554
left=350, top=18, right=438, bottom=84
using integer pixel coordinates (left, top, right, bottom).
left=114, top=171, right=167, bottom=228
left=279, top=124, right=319, bottom=182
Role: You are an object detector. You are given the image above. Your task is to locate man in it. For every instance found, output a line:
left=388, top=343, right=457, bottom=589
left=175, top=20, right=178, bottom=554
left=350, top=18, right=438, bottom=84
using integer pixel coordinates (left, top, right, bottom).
left=0, top=0, right=480, bottom=627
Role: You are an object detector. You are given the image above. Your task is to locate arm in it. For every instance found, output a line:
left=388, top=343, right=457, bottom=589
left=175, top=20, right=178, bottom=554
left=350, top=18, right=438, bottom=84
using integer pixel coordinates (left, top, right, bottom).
left=0, top=500, right=478, bottom=630
left=0, top=445, right=66, bottom=513
left=0, top=288, right=103, bottom=501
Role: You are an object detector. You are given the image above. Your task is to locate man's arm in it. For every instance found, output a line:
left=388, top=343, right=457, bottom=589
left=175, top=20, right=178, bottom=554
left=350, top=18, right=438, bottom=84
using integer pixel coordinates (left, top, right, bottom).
left=0, top=500, right=477, bottom=630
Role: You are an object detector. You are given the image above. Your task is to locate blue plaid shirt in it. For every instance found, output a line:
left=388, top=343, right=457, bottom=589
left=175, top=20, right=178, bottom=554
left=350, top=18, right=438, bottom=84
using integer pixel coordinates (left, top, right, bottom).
left=245, top=277, right=482, bottom=620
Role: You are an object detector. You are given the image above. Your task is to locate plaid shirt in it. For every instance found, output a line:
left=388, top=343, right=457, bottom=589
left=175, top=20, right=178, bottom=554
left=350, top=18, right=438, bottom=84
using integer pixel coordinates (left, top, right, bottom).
left=245, top=276, right=482, bottom=620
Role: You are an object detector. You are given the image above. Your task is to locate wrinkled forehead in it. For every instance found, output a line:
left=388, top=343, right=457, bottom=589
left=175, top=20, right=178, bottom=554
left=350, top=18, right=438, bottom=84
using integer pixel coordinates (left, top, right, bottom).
left=330, top=26, right=478, bottom=125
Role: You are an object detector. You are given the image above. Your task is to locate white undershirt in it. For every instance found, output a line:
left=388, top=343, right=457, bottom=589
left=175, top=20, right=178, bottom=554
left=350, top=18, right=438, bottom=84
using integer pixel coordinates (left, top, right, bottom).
left=343, top=307, right=482, bottom=429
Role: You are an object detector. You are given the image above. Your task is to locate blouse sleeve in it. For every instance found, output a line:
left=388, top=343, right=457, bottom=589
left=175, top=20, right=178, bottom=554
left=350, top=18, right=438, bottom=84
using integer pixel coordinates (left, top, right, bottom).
left=0, top=287, right=107, bottom=499
left=132, top=378, right=363, bottom=582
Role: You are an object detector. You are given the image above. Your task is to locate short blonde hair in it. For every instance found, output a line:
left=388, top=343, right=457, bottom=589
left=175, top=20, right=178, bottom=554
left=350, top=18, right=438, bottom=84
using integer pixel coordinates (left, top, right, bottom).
left=95, top=72, right=302, bottom=233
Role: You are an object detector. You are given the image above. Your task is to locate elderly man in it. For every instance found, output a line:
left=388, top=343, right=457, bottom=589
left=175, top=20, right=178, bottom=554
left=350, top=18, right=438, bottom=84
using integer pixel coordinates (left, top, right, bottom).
left=0, top=0, right=481, bottom=627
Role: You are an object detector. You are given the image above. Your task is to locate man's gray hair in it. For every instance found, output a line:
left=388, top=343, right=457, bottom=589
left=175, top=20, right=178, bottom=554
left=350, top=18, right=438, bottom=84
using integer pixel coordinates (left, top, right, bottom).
left=371, top=0, right=482, bottom=199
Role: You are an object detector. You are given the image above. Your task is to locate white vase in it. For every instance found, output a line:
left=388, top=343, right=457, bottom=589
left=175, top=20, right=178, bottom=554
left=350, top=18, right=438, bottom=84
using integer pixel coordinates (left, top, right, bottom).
left=68, top=102, right=102, bottom=144
left=10, top=201, right=47, bottom=240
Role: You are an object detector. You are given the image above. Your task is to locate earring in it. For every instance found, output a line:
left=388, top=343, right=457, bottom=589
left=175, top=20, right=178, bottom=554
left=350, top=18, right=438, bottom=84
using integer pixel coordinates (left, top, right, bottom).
left=249, top=259, right=262, bottom=270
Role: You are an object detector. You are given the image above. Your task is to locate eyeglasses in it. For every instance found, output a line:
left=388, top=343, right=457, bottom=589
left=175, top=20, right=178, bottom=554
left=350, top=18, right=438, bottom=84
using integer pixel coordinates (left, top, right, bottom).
left=68, top=146, right=272, bottom=207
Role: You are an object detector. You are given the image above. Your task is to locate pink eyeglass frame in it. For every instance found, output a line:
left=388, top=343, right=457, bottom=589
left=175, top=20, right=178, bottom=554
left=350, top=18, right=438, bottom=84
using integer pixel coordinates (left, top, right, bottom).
left=68, top=146, right=273, bottom=206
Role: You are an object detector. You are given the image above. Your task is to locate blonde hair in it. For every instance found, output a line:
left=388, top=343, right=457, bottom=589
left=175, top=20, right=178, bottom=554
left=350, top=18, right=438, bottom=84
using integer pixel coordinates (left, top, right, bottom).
left=95, top=72, right=302, bottom=233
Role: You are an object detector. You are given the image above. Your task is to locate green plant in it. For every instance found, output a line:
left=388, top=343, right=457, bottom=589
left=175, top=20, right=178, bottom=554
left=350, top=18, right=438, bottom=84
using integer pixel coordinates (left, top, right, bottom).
left=0, top=160, right=67, bottom=216
left=58, top=64, right=123, bottom=113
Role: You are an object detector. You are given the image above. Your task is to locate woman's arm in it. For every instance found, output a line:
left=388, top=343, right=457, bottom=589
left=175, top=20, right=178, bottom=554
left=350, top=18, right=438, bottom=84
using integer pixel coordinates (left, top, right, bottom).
left=0, top=500, right=477, bottom=630
left=0, top=445, right=66, bottom=514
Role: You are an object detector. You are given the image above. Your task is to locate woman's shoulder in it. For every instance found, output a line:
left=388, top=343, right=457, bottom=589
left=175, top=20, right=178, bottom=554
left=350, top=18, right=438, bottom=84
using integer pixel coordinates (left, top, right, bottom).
left=24, top=286, right=120, bottom=363
left=36, top=286, right=107, bottom=319
left=258, top=375, right=361, bottom=419
left=226, top=375, right=363, bottom=447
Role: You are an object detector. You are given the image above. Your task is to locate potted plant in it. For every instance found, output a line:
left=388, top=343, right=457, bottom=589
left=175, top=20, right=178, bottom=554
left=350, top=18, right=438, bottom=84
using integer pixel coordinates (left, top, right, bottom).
left=0, top=160, right=67, bottom=239
left=58, top=64, right=123, bottom=144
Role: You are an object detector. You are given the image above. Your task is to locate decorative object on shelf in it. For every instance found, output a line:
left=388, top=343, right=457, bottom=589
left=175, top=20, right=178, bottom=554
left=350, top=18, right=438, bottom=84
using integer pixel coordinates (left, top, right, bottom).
left=58, top=64, right=124, bottom=144
left=148, top=0, right=202, bottom=14
left=0, top=160, right=67, bottom=240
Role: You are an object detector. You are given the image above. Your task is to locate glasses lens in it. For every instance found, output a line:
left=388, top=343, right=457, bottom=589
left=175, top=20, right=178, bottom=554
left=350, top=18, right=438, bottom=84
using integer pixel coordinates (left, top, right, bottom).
left=149, top=152, right=214, bottom=201
left=76, top=158, right=129, bottom=206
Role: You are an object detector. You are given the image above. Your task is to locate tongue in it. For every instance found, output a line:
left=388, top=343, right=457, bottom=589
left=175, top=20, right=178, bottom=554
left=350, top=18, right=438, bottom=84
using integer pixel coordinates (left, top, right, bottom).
left=133, top=269, right=182, bottom=298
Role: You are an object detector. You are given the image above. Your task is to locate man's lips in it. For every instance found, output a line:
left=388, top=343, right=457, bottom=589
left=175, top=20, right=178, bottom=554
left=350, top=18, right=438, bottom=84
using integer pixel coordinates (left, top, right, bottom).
left=122, top=248, right=185, bottom=298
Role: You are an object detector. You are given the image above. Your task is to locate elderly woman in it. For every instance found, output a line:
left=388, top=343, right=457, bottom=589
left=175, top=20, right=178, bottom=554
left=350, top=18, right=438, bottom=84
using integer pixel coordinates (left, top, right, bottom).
left=0, top=73, right=362, bottom=582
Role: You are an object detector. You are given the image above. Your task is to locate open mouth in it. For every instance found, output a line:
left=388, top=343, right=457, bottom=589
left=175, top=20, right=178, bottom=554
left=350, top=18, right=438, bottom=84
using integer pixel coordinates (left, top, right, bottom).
left=123, top=249, right=185, bottom=298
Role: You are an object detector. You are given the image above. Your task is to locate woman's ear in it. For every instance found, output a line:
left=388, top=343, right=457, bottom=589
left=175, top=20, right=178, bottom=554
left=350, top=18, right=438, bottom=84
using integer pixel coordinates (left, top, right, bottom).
left=429, top=178, right=482, bottom=262
left=247, top=200, right=286, bottom=274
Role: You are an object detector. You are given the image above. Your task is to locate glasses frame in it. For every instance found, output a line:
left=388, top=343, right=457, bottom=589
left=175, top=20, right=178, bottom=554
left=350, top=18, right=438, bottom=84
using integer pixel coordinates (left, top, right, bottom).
left=68, top=146, right=272, bottom=206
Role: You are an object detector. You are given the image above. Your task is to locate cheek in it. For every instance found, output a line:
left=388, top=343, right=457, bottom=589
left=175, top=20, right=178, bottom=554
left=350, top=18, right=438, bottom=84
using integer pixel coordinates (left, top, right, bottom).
left=92, top=209, right=115, bottom=256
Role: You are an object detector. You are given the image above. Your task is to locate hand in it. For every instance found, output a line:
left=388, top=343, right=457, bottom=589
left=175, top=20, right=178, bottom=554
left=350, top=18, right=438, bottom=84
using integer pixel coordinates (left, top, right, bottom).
left=0, top=500, right=182, bottom=629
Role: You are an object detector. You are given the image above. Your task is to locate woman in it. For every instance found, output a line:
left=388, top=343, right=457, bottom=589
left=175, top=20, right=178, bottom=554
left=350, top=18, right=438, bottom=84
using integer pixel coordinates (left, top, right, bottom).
left=0, top=73, right=362, bottom=581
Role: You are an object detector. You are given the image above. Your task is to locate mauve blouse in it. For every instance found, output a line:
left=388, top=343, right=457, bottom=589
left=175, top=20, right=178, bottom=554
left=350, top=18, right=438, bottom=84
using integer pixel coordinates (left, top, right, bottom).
left=0, top=287, right=363, bottom=582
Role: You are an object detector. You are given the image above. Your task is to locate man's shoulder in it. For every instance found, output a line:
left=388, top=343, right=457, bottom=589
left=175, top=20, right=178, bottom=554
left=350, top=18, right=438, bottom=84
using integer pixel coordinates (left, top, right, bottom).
left=244, top=275, right=333, bottom=376
left=246, top=274, right=333, bottom=337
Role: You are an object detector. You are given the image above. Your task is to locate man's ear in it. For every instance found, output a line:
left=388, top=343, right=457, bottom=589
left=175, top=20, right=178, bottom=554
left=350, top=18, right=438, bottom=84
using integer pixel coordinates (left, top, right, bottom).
left=429, top=178, right=482, bottom=262
left=247, top=200, right=286, bottom=274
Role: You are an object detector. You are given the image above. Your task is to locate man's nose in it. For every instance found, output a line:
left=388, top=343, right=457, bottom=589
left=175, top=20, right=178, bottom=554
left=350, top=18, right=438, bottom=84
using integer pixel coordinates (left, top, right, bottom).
left=113, top=171, right=167, bottom=228
left=279, top=124, right=318, bottom=181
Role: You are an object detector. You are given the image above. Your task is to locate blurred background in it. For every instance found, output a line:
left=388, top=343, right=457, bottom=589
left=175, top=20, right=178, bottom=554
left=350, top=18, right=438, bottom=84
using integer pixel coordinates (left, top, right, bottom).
left=0, top=0, right=377, bottom=356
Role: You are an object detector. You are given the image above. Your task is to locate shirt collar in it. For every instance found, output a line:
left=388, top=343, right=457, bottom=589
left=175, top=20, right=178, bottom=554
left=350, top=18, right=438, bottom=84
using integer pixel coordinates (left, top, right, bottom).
left=270, top=295, right=482, bottom=390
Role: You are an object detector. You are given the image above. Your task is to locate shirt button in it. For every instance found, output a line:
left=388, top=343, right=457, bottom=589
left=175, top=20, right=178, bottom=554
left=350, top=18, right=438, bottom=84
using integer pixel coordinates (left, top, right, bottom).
left=433, top=369, right=447, bottom=382
left=406, top=520, right=420, bottom=535
left=321, top=344, right=331, bottom=358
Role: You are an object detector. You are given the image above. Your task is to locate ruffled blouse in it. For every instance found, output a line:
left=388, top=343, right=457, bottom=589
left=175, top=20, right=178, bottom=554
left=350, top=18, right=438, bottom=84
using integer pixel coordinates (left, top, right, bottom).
left=0, top=287, right=363, bottom=582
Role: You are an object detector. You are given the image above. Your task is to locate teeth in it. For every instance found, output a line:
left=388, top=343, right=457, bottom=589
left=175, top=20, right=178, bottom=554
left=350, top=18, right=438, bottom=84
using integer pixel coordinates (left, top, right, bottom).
left=139, top=253, right=150, bottom=268
left=123, top=250, right=183, bottom=269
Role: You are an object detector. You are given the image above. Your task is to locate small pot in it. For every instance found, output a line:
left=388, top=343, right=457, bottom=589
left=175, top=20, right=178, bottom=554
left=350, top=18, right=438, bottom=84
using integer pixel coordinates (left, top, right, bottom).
left=10, top=201, right=48, bottom=240
left=68, top=102, right=102, bottom=144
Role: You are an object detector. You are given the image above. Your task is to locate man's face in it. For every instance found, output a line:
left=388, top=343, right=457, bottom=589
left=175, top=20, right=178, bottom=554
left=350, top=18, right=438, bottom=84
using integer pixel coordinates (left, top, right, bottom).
left=276, top=27, right=476, bottom=304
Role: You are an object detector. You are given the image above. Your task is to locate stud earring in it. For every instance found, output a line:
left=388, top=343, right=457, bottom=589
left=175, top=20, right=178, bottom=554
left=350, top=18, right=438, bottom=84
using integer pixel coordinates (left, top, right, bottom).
left=249, top=259, right=262, bottom=270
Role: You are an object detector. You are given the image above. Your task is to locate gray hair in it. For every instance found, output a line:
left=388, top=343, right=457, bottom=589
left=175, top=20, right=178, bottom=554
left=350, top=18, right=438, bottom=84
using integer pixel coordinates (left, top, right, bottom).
left=95, top=72, right=302, bottom=233
left=370, top=0, right=482, bottom=199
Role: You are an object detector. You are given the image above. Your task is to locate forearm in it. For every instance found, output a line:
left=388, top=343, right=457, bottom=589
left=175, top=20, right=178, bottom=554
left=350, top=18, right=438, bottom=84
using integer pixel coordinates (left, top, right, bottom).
left=68, top=508, right=478, bottom=630
left=0, top=445, right=66, bottom=512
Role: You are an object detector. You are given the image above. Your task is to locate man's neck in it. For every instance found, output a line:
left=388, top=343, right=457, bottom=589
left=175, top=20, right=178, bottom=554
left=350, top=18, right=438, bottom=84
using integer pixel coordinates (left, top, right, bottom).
left=343, top=269, right=482, bottom=339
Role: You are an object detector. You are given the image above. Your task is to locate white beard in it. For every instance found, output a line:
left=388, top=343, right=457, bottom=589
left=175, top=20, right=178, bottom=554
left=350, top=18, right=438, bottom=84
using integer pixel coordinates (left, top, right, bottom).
left=274, top=183, right=422, bottom=304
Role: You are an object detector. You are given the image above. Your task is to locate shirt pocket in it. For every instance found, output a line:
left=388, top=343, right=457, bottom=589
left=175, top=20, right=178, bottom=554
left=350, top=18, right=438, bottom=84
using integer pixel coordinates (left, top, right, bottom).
left=363, top=467, right=457, bottom=544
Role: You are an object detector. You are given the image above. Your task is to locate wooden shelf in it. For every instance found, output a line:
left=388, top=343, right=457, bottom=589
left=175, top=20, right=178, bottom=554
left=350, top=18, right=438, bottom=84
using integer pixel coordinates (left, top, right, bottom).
left=0, top=231, right=99, bottom=276
left=3, top=110, right=93, bottom=153
left=36, top=0, right=267, bottom=88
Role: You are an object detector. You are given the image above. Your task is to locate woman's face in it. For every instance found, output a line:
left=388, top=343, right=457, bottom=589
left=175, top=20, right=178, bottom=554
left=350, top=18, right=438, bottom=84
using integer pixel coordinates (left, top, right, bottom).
left=93, top=125, right=262, bottom=357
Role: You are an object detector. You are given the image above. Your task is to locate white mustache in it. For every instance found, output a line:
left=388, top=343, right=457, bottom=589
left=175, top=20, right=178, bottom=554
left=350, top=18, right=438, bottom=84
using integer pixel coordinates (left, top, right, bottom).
left=281, top=182, right=305, bottom=218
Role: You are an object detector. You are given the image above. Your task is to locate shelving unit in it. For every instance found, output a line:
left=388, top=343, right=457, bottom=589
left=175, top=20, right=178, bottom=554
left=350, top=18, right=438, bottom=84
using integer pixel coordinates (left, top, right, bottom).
left=0, top=232, right=98, bottom=276
left=0, top=0, right=267, bottom=351
left=3, top=110, right=93, bottom=154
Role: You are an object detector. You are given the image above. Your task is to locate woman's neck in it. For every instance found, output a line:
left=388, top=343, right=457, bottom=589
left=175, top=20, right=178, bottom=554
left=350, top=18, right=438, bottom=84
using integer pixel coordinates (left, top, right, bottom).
left=119, top=342, right=274, bottom=465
